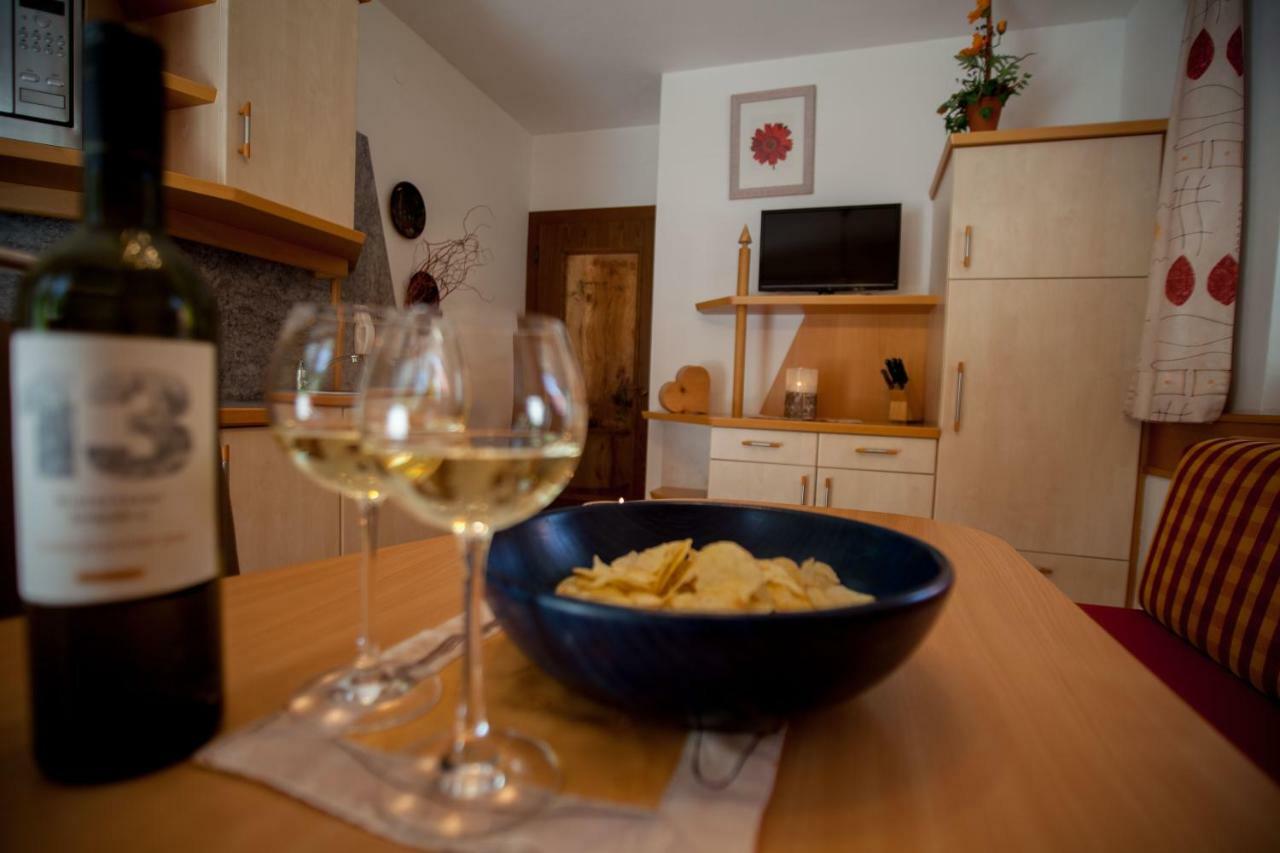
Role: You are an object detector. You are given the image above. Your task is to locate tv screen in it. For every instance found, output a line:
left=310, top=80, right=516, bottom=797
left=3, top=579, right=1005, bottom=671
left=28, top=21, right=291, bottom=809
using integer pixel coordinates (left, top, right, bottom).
left=758, top=204, right=901, bottom=292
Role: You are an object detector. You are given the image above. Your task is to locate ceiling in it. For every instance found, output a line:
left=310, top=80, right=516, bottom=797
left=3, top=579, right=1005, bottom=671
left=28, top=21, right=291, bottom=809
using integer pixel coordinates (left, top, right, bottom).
left=380, top=0, right=1134, bottom=135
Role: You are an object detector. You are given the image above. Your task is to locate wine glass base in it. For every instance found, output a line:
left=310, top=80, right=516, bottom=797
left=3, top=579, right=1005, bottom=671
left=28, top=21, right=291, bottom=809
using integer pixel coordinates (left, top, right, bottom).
left=378, top=729, right=561, bottom=839
left=287, top=662, right=441, bottom=734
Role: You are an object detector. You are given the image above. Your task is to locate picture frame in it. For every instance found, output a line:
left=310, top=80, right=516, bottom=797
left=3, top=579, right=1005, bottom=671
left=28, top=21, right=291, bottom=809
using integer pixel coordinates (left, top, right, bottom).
left=729, top=85, right=816, bottom=200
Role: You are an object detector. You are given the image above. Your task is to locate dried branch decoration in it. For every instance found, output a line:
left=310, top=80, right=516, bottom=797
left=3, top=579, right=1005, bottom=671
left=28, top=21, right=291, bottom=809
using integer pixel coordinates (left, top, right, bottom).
left=404, top=205, right=493, bottom=308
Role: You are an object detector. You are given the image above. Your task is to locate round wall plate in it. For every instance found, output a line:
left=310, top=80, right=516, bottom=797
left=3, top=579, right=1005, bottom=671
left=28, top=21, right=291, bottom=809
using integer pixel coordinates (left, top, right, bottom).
left=389, top=181, right=426, bottom=239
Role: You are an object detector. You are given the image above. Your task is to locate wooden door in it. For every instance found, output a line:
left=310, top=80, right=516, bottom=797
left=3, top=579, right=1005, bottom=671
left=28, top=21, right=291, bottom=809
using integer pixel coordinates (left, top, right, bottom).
left=933, top=278, right=1146, bottom=560
left=527, top=207, right=655, bottom=502
left=225, top=0, right=357, bottom=226
left=948, top=135, right=1161, bottom=280
left=219, top=427, right=341, bottom=572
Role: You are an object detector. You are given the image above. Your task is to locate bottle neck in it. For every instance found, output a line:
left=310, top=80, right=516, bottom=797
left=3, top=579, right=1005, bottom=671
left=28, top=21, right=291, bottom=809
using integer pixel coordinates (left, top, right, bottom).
left=83, top=150, right=164, bottom=231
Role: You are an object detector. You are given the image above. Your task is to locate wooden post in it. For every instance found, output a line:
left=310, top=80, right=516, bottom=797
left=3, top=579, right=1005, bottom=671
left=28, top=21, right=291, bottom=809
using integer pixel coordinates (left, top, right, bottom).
left=731, top=226, right=751, bottom=418
left=330, top=278, right=344, bottom=389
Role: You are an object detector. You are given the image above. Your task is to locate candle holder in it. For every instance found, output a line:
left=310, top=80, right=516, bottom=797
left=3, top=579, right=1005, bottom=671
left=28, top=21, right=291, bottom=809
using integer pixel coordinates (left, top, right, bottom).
left=784, top=367, right=818, bottom=420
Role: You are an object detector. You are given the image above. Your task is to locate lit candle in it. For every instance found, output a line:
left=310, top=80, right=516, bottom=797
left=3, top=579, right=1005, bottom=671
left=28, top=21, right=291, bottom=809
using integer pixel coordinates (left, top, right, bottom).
left=784, top=367, right=818, bottom=420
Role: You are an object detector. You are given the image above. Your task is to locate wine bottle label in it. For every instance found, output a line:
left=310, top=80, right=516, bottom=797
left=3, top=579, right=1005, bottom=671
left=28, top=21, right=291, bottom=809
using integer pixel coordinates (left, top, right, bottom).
left=10, top=332, right=219, bottom=606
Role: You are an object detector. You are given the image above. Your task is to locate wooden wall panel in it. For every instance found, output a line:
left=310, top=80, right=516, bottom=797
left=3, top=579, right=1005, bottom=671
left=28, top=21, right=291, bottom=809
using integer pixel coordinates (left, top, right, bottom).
left=759, top=313, right=930, bottom=423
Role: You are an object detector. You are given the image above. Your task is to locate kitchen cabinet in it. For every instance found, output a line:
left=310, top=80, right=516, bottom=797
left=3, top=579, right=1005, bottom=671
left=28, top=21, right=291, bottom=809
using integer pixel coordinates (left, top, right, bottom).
left=145, top=0, right=357, bottom=226
left=932, top=280, right=1145, bottom=562
left=930, top=126, right=1162, bottom=605
left=219, top=427, right=341, bottom=572
left=817, top=469, right=935, bottom=518
left=708, top=459, right=815, bottom=507
left=704, top=426, right=938, bottom=516
left=947, top=134, right=1161, bottom=280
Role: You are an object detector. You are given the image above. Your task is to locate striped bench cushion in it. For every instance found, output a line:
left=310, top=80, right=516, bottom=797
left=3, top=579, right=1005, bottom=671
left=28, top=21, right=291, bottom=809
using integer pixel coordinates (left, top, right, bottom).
left=1139, top=438, right=1280, bottom=697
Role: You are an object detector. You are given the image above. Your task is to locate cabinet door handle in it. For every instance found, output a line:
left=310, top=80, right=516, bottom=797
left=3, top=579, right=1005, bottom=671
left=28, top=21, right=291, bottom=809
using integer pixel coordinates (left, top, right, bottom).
left=962, top=225, right=972, bottom=268
left=855, top=447, right=901, bottom=456
left=742, top=440, right=782, bottom=448
left=800, top=474, right=809, bottom=506
left=823, top=476, right=832, bottom=508
left=1036, top=566, right=1054, bottom=576
left=237, top=101, right=252, bottom=160
left=220, top=443, right=231, bottom=474
left=952, top=361, right=965, bottom=432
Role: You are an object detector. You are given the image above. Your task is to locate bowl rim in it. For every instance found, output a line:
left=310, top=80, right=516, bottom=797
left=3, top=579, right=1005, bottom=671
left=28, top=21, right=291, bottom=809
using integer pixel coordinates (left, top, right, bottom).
left=489, top=501, right=955, bottom=623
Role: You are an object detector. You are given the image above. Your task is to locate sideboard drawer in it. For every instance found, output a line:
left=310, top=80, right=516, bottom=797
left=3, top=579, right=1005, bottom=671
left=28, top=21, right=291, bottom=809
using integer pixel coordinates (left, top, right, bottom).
left=817, top=434, right=937, bottom=474
left=708, top=459, right=816, bottom=506
left=710, top=428, right=818, bottom=467
left=1018, top=550, right=1128, bottom=607
left=817, top=468, right=935, bottom=518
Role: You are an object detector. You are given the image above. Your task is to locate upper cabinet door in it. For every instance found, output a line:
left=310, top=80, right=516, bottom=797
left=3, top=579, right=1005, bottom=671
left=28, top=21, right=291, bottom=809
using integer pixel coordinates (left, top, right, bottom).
left=948, top=135, right=1162, bottom=280
left=225, top=0, right=357, bottom=227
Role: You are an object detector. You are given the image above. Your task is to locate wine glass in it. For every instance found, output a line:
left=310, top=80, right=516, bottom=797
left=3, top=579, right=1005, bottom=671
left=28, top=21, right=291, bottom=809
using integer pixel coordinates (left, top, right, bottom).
left=264, top=303, right=440, bottom=731
left=360, top=311, right=587, bottom=838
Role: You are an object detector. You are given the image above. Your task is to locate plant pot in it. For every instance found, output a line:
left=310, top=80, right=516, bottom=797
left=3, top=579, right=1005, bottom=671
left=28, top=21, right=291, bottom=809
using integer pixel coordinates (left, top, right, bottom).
left=966, top=96, right=1004, bottom=132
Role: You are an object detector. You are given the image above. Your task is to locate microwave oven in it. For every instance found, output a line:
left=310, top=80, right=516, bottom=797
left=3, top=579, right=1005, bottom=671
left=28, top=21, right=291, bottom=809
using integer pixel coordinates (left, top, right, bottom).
left=0, top=0, right=82, bottom=149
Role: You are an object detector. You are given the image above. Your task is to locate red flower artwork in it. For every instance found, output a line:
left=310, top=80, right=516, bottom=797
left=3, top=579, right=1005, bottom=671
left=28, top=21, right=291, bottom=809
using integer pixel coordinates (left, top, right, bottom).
left=751, top=122, right=793, bottom=168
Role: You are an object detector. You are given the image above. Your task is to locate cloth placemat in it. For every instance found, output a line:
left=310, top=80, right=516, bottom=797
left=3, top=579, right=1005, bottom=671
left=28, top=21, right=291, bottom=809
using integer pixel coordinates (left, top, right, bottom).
left=197, top=612, right=785, bottom=852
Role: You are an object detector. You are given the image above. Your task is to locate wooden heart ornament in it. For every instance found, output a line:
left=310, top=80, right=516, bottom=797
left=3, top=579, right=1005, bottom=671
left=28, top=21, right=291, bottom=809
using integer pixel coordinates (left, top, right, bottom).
left=658, top=365, right=711, bottom=414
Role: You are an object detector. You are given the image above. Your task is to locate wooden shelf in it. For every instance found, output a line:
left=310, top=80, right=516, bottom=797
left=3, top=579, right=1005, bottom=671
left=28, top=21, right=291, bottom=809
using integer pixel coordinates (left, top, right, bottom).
left=121, top=0, right=215, bottom=20
left=162, top=71, right=217, bottom=110
left=695, top=294, right=942, bottom=315
left=643, top=411, right=942, bottom=439
left=0, top=138, right=364, bottom=277
left=649, top=485, right=708, bottom=500
left=930, top=119, right=1168, bottom=199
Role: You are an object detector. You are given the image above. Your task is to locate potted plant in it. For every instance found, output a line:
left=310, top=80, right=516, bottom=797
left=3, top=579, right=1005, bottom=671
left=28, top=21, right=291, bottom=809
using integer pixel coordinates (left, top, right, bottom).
left=937, top=1, right=1032, bottom=133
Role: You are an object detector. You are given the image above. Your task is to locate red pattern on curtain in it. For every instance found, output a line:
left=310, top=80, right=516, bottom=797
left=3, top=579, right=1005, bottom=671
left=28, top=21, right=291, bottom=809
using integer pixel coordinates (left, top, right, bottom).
left=1127, top=0, right=1245, bottom=423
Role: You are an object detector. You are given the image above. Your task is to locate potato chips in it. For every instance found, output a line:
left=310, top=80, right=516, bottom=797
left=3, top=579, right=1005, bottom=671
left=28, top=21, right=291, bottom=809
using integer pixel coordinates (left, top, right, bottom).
left=554, top=540, right=875, bottom=613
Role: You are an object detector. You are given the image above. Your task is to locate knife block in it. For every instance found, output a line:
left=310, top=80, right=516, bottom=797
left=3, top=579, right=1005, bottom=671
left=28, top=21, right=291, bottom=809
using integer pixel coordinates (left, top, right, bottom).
left=888, top=388, right=911, bottom=424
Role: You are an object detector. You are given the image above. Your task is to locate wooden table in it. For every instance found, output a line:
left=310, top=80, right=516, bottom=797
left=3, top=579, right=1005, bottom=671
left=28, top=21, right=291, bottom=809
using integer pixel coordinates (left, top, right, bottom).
left=2, top=508, right=1277, bottom=851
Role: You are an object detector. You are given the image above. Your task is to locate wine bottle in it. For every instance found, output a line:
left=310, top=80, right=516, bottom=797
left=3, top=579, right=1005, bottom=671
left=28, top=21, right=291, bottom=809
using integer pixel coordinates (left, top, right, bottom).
left=9, top=23, right=223, bottom=784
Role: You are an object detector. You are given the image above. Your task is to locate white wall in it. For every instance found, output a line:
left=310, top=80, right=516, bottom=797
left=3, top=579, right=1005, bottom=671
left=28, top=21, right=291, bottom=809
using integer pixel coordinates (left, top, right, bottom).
left=1122, top=0, right=1185, bottom=120
left=645, top=19, right=1128, bottom=492
left=357, top=0, right=532, bottom=319
left=530, top=126, right=659, bottom=211
left=1233, top=0, right=1280, bottom=413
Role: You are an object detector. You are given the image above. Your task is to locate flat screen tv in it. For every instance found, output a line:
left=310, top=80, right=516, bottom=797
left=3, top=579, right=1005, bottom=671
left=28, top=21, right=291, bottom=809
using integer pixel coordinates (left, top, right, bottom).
left=758, top=203, right=901, bottom=292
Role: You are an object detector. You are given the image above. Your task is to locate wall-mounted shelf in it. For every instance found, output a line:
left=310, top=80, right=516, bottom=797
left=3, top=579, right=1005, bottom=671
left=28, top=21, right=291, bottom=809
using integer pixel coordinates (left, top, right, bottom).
left=121, top=0, right=215, bottom=20
left=0, top=138, right=364, bottom=278
left=696, top=294, right=942, bottom=315
left=162, top=71, right=217, bottom=110
left=649, top=485, right=708, bottom=500
left=643, top=411, right=942, bottom=439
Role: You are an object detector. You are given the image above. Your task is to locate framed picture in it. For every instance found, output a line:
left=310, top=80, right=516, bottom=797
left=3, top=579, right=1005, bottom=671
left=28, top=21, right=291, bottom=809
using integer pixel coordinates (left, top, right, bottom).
left=729, top=85, right=816, bottom=200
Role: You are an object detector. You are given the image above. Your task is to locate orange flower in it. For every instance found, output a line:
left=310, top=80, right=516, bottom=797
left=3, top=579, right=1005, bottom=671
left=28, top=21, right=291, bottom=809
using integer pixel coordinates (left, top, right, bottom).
left=977, top=0, right=991, bottom=10
left=997, top=19, right=1007, bottom=33
left=967, top=7, right=982, bottom=22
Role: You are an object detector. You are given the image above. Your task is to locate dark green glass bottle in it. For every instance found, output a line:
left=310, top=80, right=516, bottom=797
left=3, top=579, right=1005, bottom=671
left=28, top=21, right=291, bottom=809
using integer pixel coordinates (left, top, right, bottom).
left=10, top=22, right=223, bottom=784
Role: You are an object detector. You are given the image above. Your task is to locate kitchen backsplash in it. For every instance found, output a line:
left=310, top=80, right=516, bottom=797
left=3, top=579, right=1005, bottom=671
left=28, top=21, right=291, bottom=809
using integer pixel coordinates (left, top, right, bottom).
left=0, top=133, right=395, bottom=401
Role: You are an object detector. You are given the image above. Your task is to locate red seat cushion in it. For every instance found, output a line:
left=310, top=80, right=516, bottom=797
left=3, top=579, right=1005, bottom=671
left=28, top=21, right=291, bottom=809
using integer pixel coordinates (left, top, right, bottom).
left=1081, top=604, right=1280, bottom=783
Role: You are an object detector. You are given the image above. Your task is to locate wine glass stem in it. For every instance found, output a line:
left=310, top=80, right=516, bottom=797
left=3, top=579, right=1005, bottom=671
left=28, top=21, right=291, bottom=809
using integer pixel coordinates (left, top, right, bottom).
left=354, top=497, right=381, bottom=670
left=452, top=529, right=493, bottom=759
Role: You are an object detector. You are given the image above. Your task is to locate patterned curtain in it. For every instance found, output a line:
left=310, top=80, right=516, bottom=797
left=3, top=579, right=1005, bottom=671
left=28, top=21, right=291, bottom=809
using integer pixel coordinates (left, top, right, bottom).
left=1127, top=0, right=1245, bottom=423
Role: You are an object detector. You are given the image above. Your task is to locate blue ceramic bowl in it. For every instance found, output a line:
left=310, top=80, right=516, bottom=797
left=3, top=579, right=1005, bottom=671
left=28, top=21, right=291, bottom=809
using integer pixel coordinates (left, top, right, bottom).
left=487, top=502, right=952, bottom=729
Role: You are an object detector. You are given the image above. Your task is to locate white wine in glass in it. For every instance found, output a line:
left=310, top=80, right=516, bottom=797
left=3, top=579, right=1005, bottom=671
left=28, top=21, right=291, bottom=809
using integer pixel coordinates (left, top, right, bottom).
left=265, top=303, right=441, bottom=731
left=361, top=312, right=586, bottom=838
